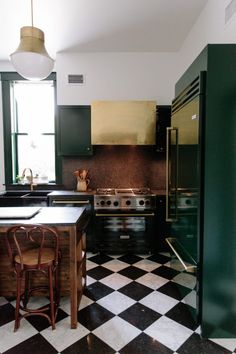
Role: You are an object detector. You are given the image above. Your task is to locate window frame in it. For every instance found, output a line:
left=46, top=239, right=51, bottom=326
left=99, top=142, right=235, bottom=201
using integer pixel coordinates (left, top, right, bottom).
left=1, top=72, right=62, bottom=186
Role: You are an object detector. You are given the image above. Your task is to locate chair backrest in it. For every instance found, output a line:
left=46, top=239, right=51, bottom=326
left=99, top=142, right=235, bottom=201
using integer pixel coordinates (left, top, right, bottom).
left=5, top=224, right=60, bottom=270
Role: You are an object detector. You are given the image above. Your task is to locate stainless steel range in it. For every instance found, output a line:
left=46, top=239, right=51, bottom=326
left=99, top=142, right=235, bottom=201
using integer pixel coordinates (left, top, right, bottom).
left=93, top=188, right=156, bottom=254
left=94, top=188, right=156, bottom=210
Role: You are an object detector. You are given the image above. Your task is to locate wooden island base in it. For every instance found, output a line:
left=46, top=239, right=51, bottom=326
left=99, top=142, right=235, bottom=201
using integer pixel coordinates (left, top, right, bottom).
left=0, top=207, right=88, bottom=329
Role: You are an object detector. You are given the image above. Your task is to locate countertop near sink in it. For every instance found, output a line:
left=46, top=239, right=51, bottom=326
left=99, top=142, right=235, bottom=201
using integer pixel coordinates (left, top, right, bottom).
left=48, top=190, right=95, bottom=196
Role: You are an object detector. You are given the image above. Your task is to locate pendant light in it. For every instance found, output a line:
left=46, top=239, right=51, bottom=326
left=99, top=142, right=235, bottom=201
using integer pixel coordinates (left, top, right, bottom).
left=10, top=0, right=54, bottom=81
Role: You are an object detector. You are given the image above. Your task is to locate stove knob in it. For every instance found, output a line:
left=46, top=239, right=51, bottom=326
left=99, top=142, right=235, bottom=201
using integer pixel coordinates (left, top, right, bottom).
left=107, top=200, right=111, bottom=206
left=100, top=200, right=105, bottom=206
left=145, top=200, right=150, bottom=206
left=139, top=200, right=145, bottom=206
left=126, top=200, right=131, bottom=206
left=113, top=201, right=119, bottom=207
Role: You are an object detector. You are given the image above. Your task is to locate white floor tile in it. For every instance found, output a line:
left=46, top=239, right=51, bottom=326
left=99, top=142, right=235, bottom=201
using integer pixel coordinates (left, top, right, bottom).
left=93, top=316, right=141, bottom=351
left=144, top=316, right=193, bottom=351
left=172, top=272, right=196, bottom=289
left=136, top=272, right=169, bottom=290
left=86, top=259, right=98, bottom=270
left=59, top=296, right=70, bottom=314
left=100, top=272, right=132, bottom=290
left=181, top=290, right=197, bottom=309
left=41, top=317, right=89, bottom=352
left=133, top=259, right=161, bottom=272
left=140, top=291, right=178, bottom=314
left=210, top=338, right=236, bottom=351
left=102, top=259, right=129, bottom=272
left=86, top=275, right=97, bottom=285
left=0, top=319, right=38, bottom=353
left=97, top=291, right=135, bottom=315
left=60, top=295, right=93, bottom=314
left=165, top=259, right=184, bottom=271
left=79, top=294, right=94, bottom=310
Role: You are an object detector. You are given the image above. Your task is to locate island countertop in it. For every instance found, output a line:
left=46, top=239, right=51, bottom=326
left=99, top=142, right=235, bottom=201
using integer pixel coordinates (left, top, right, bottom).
left=0, top=206, right=88, bottom=329
left=0, top=206, right=86, bottom=227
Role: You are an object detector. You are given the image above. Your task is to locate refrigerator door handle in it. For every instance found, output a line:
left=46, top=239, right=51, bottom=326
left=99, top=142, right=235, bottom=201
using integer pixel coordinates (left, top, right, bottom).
left=166, top=127, right=178, bottom=222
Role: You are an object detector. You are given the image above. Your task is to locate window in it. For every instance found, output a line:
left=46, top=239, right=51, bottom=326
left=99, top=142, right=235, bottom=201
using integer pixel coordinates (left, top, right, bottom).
left=1, top=72, right=58, bottom=185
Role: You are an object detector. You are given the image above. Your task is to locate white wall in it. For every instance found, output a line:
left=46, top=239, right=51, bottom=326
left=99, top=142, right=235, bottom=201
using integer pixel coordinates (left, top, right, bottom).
left=56, top=52, right=179, bottom=105
left=176, top=0, right=236, bottom=81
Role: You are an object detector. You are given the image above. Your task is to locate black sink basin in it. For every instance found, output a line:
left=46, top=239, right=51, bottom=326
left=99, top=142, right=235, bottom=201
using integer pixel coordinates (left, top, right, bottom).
left=22, top=191, right=49, bottom=197
left=1, top=191, right=29, bottom=197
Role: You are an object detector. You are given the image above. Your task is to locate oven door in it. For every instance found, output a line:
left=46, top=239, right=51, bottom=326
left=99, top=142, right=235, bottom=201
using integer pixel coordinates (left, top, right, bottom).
left=94, top=210, right=155, bottom=254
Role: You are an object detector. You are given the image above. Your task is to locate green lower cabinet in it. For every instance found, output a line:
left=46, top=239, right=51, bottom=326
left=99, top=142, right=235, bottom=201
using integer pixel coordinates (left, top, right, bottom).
left=57, top=105, right=93, bottom=156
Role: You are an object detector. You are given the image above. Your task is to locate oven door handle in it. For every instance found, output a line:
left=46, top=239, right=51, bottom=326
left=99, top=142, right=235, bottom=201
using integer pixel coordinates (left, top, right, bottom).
left=95, top=213, right=155, bottom=217
left=52, top=200, right=90, bottom=204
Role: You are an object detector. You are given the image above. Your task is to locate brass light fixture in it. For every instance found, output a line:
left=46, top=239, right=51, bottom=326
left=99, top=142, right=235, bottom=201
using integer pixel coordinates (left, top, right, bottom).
left=10, top=0, right=54, bottom=81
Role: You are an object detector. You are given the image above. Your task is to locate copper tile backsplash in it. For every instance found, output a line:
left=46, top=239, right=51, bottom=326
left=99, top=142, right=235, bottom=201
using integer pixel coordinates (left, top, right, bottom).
left=62, top=146, right=166, bottom=190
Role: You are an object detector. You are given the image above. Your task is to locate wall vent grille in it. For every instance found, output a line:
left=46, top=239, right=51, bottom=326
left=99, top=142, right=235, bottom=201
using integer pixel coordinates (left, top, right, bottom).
left=225, top=0, right=236, bottom=24
left=67, top=74, right=85, bottom=84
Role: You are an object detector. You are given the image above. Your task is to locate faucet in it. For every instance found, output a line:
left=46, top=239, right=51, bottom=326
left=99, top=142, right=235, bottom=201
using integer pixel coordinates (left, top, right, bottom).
left=21, top=168, right=34, bottom=191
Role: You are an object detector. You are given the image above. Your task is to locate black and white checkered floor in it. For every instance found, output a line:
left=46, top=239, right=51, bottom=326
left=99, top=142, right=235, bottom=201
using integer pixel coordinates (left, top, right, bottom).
left=1, top=252, right=236, bottom=354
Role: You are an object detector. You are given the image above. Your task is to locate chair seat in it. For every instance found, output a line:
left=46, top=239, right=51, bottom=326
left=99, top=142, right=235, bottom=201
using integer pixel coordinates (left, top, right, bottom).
left=15, top=248, right=55, bottom=266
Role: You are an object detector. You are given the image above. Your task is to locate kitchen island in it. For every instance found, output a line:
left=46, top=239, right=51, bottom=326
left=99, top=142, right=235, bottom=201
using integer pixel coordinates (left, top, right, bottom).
left=0, top=206, right=88, bottom=329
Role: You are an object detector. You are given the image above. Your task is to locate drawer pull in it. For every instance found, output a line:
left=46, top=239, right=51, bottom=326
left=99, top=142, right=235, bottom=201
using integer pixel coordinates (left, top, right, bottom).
left=52, top=200, right=90, bottom=205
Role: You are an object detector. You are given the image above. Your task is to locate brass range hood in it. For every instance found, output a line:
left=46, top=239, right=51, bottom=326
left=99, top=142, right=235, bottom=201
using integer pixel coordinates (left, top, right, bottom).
left=91, top=100, right=156, bottom=145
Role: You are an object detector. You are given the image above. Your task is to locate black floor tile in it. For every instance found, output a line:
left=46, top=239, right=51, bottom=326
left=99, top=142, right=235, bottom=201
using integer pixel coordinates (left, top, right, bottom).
left=120, top=332, right=173, bottom=354
left=119, top=302, right=161, bottom=330
left=147, top=254, right=171, bottom=264
left=152, top=265, right=179, bottom=280
left=117, top=254, right=143, bottom=264
left=177, top=333, right=232, bottom=354
left=25, top=307, right=69, bottom=332
left=78, top=303, right=115, bottom=331
left=84, top=282, right=114, bottom=301
left=87, top=266, right=113, bottom=280
left=3, top=333, right=57, bottom=354
left=165, top=302, right=198, bottom=331
left=88, top=254, right=113, bottom=265
left=118, top=281, right=153, bottom=301
left=0, top=303, right=16, bottom=326
left=118, top=266, right=146, bottom=280
left=61, top=333, right=116, bottom=354
left=157, top=280, right=191, bottom=300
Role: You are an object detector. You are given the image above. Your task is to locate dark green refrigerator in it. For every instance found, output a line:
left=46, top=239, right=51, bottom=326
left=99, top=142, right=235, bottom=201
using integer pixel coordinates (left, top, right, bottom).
left=166, top=74, right=204, bottom=330
left=166, top=44, right=236, bottom=339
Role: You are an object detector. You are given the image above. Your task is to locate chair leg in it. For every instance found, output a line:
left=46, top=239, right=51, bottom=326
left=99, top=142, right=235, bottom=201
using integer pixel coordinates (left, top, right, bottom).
left=14, top=272, right=22, bottom=332
left=48, top=267, right=55, bottom=330
left=23, top=271, right=30, bottom=308
left=55, top=265, right=60, bottom=307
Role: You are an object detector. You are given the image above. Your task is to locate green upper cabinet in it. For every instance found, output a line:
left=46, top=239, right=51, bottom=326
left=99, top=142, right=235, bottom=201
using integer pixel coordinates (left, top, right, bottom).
left=57, top=105, right=93, bottom=156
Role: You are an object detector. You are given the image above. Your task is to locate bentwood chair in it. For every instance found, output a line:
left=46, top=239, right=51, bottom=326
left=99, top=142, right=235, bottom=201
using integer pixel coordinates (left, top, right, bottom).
left=5, top=224, right=61, bottom=331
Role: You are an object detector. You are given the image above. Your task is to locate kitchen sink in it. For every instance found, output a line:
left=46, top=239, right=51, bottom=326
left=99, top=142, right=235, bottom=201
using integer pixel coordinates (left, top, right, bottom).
left=22, top=191, right=49, bottom=197
left=0, top=190, right=50, bottom=198
left=1, top=191, right=29, bottom=197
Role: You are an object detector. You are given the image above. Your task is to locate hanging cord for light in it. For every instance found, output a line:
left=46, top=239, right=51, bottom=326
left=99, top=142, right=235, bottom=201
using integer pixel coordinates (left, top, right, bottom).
left=31, top=0, right=34, bottom=27
left=10, top=0, right=54, bottom=81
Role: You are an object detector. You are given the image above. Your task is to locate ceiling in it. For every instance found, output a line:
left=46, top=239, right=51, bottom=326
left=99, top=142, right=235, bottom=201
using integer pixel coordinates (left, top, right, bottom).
left=0, top=0, right=208, bottom=61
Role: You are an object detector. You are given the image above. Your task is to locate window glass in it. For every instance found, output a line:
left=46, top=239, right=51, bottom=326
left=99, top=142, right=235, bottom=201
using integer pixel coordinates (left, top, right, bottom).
left=11, top=81, right=55, bottom=183
left=13, top=82, right=54, bottom=133
left=17, top=135, right=55, bottom=183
